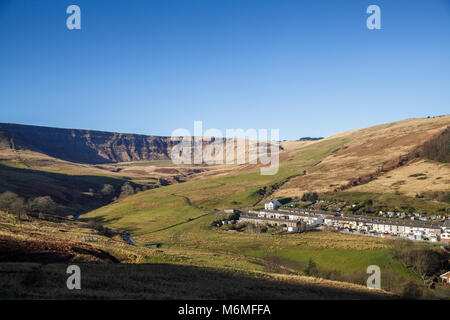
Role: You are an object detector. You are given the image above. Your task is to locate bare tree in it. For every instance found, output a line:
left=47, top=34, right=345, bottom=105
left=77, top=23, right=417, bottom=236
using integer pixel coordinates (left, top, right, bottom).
left=9, top=196, right=26, bottom=220
left=0, top=192, right=26, bottom=219
left=0, top=191, right=20, bottom=212
left=29, top=196, right=57, bottom=214
left=100, top=184, right=115, bottom=196
left=413, top=250, right=441, bottom=284
left=119, top=182, right=135, bottom=198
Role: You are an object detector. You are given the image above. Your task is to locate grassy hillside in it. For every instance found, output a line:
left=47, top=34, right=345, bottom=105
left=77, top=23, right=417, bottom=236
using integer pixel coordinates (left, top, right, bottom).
left=274, top=116, right=450, bottom=198
left=83, top=117, right=450, bottom=293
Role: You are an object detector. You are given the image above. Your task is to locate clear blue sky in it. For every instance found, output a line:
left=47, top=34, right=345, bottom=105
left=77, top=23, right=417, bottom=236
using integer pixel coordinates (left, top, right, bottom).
left=0, top=0, right=449, bottom=140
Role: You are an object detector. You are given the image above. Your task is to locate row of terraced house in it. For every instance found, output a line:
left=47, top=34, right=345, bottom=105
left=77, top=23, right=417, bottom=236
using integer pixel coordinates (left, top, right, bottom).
left=239, top=206, right=450, bottom=242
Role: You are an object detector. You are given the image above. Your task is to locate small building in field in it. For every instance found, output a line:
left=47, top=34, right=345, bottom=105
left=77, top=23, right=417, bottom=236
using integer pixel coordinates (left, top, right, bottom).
left=440, top=271, right=450, bottom=286
left=265, top=200, right=281, bottom=210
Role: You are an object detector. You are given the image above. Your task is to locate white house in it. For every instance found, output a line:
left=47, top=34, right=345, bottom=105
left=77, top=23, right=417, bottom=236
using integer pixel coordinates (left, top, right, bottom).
left=440, top=232, right=450, bottom=242
left=440, top=271, right=450, bottom=285
left=265, top=200, right=281, bottom=210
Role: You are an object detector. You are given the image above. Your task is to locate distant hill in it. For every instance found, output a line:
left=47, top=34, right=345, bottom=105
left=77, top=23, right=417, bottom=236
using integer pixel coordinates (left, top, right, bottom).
left=0, top=123, right=279, bottom=165
left=0, top=123, right=175, bottom=164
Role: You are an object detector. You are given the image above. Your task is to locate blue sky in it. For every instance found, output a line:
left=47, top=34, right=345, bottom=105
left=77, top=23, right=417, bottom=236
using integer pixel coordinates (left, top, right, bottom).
left=0, top=0, right=449, bottom=140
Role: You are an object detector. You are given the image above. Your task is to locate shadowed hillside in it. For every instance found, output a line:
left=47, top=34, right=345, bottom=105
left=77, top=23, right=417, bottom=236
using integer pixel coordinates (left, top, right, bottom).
left=421, top=126, right=450, bottom=163
left=0, top=262, right=395, bottom=300
left=0, top=163, right=137, bottom=216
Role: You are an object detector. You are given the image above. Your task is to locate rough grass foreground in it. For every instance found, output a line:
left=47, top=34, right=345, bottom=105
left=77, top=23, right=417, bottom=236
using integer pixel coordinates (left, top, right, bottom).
left=0, top=262, right=395, bottom=300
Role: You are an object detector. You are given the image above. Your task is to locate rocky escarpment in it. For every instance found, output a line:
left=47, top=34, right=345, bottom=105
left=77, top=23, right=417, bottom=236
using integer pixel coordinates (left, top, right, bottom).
left=0, top=123, right=177, bottom=164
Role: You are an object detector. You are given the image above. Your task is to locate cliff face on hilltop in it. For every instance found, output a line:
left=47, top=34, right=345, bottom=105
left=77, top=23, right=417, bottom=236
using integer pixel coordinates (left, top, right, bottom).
left=0, top=123, right=176, bottom=164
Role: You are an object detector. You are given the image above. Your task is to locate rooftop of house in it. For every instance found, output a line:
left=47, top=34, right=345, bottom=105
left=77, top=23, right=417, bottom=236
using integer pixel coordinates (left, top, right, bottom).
left=240, top=213, right=300, bottom=225
left=440, top=271, right=450, bottom=278
left=256, top=208, right=444, bottom=229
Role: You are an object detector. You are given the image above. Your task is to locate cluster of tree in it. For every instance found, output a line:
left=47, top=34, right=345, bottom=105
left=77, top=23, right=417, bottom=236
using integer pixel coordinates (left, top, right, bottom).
left=301, top=192, right=318, bottom=202
left=277, top=197, right=293, bottom=205
left=119, top=182, right=135, bottom=198
left=0, top=191, right=59, bottom=218
left=392, top=240, right=449, bottom=286
left=116, top=182, right=149, bottom=199
left=0, top=182, right=146, bottom=220
left=346, top=199, right=374, bottom=214
left=303, top=256, right=427, bottom=299
left=100, top=184, right=115, bottom=196
left=421, top=126, right=450, bottom=163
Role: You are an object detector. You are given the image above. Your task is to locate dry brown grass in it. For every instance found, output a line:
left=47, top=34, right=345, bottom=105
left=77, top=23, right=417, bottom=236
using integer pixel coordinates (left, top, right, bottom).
left=273, top=116, right=450, bottom=199
left=348, top=159, right=450, bottom=197
left=0, top=211, right=144, bottom=263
